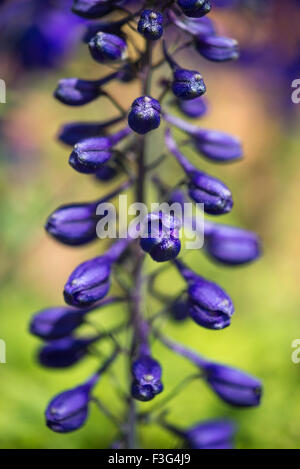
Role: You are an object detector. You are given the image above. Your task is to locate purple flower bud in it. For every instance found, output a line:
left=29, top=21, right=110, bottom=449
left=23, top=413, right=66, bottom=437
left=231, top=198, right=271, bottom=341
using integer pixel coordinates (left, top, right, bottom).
left=45, top=351, right=117, bottom=432
left=64, top=239, right=129, bottom=307
left=89, top=32, right=127, bottom=63
left=169, top=11, right=215, bottom=36
left=177, top=96, right=208, bottom=118
left=30, top=298, right=119, bottom=340
left=193, top=129, right=242, bottom=162
left=177, top=0, right=212, bottom=18
left=174, top=259, right=234, bottom=330
left=204, top=362, right=262, bottom=407
left=54, top=72, right=119, bottom=106
left=46, top=383, right=91, bottom=432
left=172, top=68, right=206, bottom=101
left=54, top=78, right=101, bottom=106
left=195, top=35, right=239, bottom=62
left=69, top=138, right=112, bottom=173
left=131, top=355, right=163, bottom=401
left=138, top=10, right=163, bottom=41
left=45, top=181, right=130, bottom=245
left=165, top=419, right=235, bottom=449
left=46, top=202, right=98, bottom=246
left=69, top=127, right=131, bottom=174
left=30, top=306, right=87, bottom=340
left=184, top=419, right=235, bottom=449
left=205, top=224, right=261, bottom=265
left=188, top=278, right=234, bottom=329
left=188, top=170, right=233, bottom=215
left=157, top=332, right=262, bottom=408
left=64, top=257, right=111, bottom=308
left=72, top=0, right=117, bottom=19
left=128, top=96, right=161, bottom=134
left=38, top=336, right=99, bottom=368
left=57, top=116, right=123, bottom=147
left=165, top=129, right=233, bottom=215
left=164, top=114, right=243, bottom=162
left=140, top=212, right=181, bottom=262
left=163, top=42, right=206, bottom=101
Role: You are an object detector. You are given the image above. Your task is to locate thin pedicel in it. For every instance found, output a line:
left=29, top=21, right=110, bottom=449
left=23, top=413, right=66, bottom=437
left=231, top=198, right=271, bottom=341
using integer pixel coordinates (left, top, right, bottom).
left=30, top=0, right=262, bottom=449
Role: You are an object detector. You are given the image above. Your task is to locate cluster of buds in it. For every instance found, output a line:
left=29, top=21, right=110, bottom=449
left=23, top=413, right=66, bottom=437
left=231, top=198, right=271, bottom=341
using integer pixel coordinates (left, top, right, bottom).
left=30, top=0, right=263, bottom=449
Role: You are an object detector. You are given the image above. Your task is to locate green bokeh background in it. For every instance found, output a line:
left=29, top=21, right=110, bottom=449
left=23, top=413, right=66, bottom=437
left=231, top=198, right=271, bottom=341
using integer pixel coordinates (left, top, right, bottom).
left=1, top=28, right=300, bottom=449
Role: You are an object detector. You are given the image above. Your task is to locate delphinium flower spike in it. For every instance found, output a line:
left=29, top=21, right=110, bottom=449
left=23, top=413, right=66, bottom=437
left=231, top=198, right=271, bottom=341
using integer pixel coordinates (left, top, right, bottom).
left=31, top=0, right=263, bottom=449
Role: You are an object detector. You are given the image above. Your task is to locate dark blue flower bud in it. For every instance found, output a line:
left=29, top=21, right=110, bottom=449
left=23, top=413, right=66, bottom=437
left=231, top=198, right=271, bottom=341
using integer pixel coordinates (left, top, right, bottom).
left=45, top=181, right=130, bottom=245
left=64, top=239, right=129, bottom=307
left=164, top=114, right=243, bottom=162
left=140, top=212, right=181, bottom=262
left=64, top=257, right=111, bottom=308
left=69, top=138, right=111, bottom=173
left=69, top=127, right=131, bottom=174
left=72, top=0, right=117, bottom=19
left=188, top=170, right=233, bottom=215
left=157, top=332, right=262, bottom=408
left=131, top=355, right=163, bottom=402
left=204, top=362, right=262, bottom=407
left=169, top=11, right=215, bottom=36
left=177, top=0, right=212, bottom=18
left=205, top=224, right=261, bottom=265
left=38, top=336, right=99, bottom=368
left=30, top=306, right=87, bottom=340
left=177, top=96, right=208, bottom=118
left=128, top=96, right=161, bottom=134
left=46, top=202, right=98, bottom=246
left=138, top=10, right=163, bottom=41
left=188, top=277, right=234, bottom=329
left=174, top=259, right=234, bottom=330
left=184, top=420, right=235, bottom=449
left=165, top=129, right=233, bottom=215
left=54, top=78, right=101, bottom=106
left=195, top=35, right=239, bottom=62
left=57, top=116, right=123, bottom=147
left=54, top=72, right=119, bottom=106
left=46, top=383, right=91, bottom=432
left=163, top=42, right=206, bottom=101
left=30, top=298, right=119, bottom=340
left=193, top=129, right=242, bottom=162
left=89, top=32, right=127, bottom=63
left=45, top=351, right=117, bottom=433
left=172, top=68, right=206, bottom=101
left=164, top=419, right=235, bottom=449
